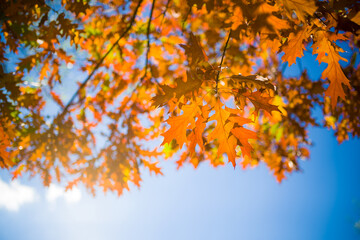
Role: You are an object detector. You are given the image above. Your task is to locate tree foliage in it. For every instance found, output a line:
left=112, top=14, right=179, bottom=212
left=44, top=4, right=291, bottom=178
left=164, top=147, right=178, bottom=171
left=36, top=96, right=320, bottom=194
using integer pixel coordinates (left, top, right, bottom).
left=0, top=0, right=359, bottom=195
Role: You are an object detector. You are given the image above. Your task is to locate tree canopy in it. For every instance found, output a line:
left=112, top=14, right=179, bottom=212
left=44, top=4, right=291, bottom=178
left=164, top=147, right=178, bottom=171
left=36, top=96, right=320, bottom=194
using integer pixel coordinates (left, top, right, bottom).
left=0, top=0, right=359, bottom=195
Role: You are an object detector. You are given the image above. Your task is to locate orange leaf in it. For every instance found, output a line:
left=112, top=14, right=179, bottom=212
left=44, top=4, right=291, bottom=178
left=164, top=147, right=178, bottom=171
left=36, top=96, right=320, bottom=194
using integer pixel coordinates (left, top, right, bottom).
left=255, top=3, right=290, bottom=35
left=152, top=73, right=203, bottom=107
left=55, top=166, right=61, bottom=182
left=50, top=91, right=64, bottom=108
left=142, top=159, right=163, bottom=175
left=243, top=91, right=281, bottom=117
left=229, top=6, right=244, bottom=30
left=281, top=26, right=310, bottom=66
left=161, top=103, right=199, bottom=148
left=188, top=105, right=210, bottom=153
left=312, top=31, right=351, bottom=109
left=0, top=123, right=14, bottom=168
left=176, top=151, right=188, bottom=170
left=208, top=100, right=237, bottom=167
left=231, top=127, right=257, bottom=158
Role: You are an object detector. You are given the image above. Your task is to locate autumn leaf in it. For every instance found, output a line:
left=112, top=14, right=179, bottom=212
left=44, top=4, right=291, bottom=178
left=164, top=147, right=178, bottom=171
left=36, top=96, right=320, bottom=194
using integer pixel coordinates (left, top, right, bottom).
left=180, top=32, right=209, bottom=64
left=50, top=91, right=64, bottom=108
left=279, top=0, right=317, bottom=22
left=208, top=100, right=238, bottom=167
left=138, top=148, right=163, bottom=158
left=55, top=166, right=61, bottom=182
left=65, top=1, right=90, bottom=17
left=231, top=127, right=257, bottom=158
left=11, top=164, right=24, bottom=180
left=142, top=159, right=163, bottom=176
left=243, top=91, right=281, bottom=117
left=188, top=106, right=209, bottom=153
left=0, top=124, right=12, bottom=168
left=351, top=11, right=360, bottom=25
left=229, top=6, right=244, bottom=30
left=161, top=102, right=200, bottom=148
left=180, top=32, right=216, bottom=80
left=256, top=2, right=280, bottom=15
left=281, top=26, right=310, bottom=66
left=229, top=74, right=276, bottom=92
left=175, top=151, right=188, bottom=170
left=312, top=31, right=351, bottom=109
left=255, top=2, right=290, bottom=35
left=152, top=72, right=203, bottom=107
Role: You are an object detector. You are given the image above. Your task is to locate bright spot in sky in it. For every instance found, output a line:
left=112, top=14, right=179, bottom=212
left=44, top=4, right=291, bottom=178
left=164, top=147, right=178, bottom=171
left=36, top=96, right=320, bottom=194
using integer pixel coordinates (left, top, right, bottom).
left=46, top=184, right=81, bottom=204
left=66, top=62, right=73, bottom=69
left=0, top=178, right=37, bottom=211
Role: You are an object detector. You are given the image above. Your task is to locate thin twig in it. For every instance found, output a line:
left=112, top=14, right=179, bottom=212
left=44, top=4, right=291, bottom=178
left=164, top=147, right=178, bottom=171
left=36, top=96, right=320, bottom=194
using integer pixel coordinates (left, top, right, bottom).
left=181, top=7, right=192, bottom=33
left=153, top=0, right=170, bottom=20
left=143, top=0, right=156, bottom=79
left=314, top=12, right=328, bottom=26
left=215, top=29, right=232, bottom=94
left=158, top=0, right=170, bottom=30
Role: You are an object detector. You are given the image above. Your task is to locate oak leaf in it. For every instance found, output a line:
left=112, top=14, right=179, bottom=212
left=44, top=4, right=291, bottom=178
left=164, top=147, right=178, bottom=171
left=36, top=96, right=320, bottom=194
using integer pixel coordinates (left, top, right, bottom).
left=243, top=91, right=281, bottom=117
left=188, top=107, right=209, bottom=153
left=142, top=159, right=163, bottom=176
left=50, top=91, right=64, bottom=108
left=280, top=0, right=317, bottom=22
left=255, top=2, right=290, bottom=35
left=180, top=32, right=216, bottom=81
left=152, top=72, right=203, bottom=107
left=208, top=100, right=238, bottom=167
left=229, top=74, right=276, bottom=92
left=180, top=32, right=208, bottom=65
left=229, top=6, right=244, bottom=30
left=281, top=27, right=310, bottom=66
left=231, top=127, right=257, bottom=159
left=0, top=124, right=12, bottom=168
left=312, top=31, right=351, bottom=109
left=161, top=103, right=200, bottom=148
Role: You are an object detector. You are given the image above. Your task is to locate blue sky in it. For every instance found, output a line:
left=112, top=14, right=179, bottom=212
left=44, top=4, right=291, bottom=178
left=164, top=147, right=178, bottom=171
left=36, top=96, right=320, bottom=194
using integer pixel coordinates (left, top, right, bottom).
left=1, top=126, right=359, bottom=240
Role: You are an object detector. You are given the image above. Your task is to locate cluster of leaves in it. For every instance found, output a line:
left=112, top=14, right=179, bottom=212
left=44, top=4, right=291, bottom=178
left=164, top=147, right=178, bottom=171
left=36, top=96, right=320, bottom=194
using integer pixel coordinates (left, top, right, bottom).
left=0, top=0, right=359, bottom=195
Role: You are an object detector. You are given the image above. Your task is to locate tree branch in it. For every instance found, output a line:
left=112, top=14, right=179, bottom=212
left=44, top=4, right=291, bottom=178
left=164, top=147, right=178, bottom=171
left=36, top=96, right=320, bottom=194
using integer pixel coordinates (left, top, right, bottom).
left=56, top=0, right=143, bottom=121
left=153, top=0, right=170, bottom=20
left=215, top=29, right=232, bottom=94
left=158, top=0, right=171, bottom=30
left=143, top=0, right=156, bottom=80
